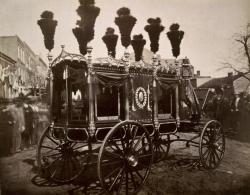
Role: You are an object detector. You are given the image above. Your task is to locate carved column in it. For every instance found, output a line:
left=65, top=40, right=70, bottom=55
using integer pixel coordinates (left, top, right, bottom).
left=65, top=65, right=69, bottom=126
left=124, top=49, right=130, bottom=120
left=175, top=85, right=180, bottom=127
left=47, top=53, right=53, bottom=122
left=87, top=46, right=95, bottom=136
left=152, top=54, right=159, bottom=130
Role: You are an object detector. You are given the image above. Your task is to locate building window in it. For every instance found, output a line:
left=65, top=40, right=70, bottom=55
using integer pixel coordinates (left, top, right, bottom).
left=18, top=46, right=20, bottom=60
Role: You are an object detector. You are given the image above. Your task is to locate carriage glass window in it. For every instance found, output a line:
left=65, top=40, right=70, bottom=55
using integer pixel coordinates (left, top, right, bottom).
left=157, top=86, right=176, bottom=119
left=52, top=66, right=88, bottom=124
left=96, top=84, right=122, bottom=120
left=52, top=69, right=67, bottom=123
left=69, top=68, right=88, bottom=123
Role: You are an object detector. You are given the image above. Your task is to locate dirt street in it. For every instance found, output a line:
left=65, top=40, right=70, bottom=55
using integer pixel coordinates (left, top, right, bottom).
left=0, top=133, right=250, bottom=195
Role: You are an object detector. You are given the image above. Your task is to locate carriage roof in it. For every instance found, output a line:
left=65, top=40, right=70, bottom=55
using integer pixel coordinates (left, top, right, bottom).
left=50, top=48, right=189, bottom=80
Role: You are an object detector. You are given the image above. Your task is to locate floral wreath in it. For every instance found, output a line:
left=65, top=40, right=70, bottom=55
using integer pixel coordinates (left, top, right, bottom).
left=135, top=87, right=147, bottom=109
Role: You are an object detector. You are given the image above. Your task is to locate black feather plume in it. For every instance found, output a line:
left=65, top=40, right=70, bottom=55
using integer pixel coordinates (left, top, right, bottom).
left=102, top=27, right=118, bottom=58
left=144, top=17, right=164, bottom=53
left=72, top=27, right=94, bottom=55
left=37, top=10, right=57, bottom=51
left=115, top=7, right=137, bottom=48
left=167, top=23, right=184, bottom=58
left=131, top=34, right=146, bottom=61
left=73, top=0, right=100, bottom=55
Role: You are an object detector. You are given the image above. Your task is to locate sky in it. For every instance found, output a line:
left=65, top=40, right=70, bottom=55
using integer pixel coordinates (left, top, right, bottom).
left=0, top=0, right=249, bottom=77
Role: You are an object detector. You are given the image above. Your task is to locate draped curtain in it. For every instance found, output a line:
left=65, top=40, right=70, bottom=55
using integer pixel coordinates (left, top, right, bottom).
left=94, top=71, right=128, bottom=87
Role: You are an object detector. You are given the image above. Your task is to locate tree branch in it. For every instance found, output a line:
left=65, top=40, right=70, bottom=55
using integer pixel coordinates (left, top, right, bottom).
left=220, top=62, right=250, bottom=81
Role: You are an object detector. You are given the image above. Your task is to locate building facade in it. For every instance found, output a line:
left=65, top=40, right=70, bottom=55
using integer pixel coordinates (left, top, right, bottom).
left=233, top=72, right=250, bottom=95
left=0, top=52, right=16, bottom=98
left=0, top=35, right=47, bottom=98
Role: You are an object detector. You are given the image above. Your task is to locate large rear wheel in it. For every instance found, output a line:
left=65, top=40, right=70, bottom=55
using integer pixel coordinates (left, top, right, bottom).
left=98, top=121, right=153, bottom=195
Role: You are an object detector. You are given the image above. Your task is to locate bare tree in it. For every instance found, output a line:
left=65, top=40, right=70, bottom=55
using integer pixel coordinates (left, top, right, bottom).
left=234, top=23, right=250, bottom=70
left=219, top=23, right=250, bottom=81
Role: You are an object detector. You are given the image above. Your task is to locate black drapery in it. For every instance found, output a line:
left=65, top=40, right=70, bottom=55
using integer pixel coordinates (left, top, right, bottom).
left=156, top=77, right=178, bottom=91
left=94, top=71, right=128, bottom=87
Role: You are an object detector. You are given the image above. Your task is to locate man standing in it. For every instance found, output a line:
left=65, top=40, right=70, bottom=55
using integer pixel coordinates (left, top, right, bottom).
left=211, top=87, right=230, bottom=128
left=230, top=93, right=240, bottom=131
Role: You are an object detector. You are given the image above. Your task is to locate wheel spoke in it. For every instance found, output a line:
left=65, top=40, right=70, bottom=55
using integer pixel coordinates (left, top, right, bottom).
left=212, top=148, right=220, bottom=161
left=45, top=133, right=60, bottom=146
left=133, top=133, right=146, bottom=151
left=71, top=154, right=80, bottom=171
left=214, top=134, right=223, bottom=142
left=130, top=126, right=139, bottom=149
left=138, top=153, right=152, bottom=159
left=72, top=144, right=88, bottom=151
left=72, top=141, right=77, bottom=146
left=211, top=151, right=217, bottom=166
left=215, top=147, right=223, bottom=153
left=103, top=149, right=122, bottom=159
left=107, top=144, right=119, bottom=153
left=109, top=166, right=125, bottom=191
left=120, top=138, right=126, bottom=151
left=43, top=155, right=61, bottom=168
left=104, top=166, right=121, bottom=179
left=136, top=143, right=149, bottom=153
left=201, top=143, right=210, bottom=148
left=135, top=170, right=143, bottom=180
left=125, top=170, right=129, bottom=195
left=208, top=150, right=215, bottom=168
left=59, top=158, right=66, bottom=179
left=50, top=157, right=62, bottom=179
left=101, top=160, right=122, bottom=167
left=41, top=145, right=61, bottom=151
left=204, top=149, right=212, bottom=165
left=159, top=145, right=166, bottom=153
left=44, top=152, right=62, bottom=158
left=116, top=168, right=125, bottom=194
left=129, top=168, right=137, bottom=189
left=201, top=148, right=209, bottom=158
left=109, top=140, right=123, bottom=154
left=202, top=136, right=209, bottom=143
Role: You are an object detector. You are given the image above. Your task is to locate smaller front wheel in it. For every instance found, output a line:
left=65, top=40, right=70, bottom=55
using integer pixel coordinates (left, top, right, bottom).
left=199, top=120, right=225, bottom=169
left=98, top=121, right=153, bottom=195
left=37, top=127, right=90, bottom=183
left=152, top=133, right=170, bottom=163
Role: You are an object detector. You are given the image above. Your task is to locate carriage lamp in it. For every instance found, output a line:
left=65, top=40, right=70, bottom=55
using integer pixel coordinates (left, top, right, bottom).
left=47, top=53, right=53, bottom=66
left=181, top=64, right=193, bottom=78
left=123, top=49, right=130, bottom=68
left=87, top=46, right=93, bottom=63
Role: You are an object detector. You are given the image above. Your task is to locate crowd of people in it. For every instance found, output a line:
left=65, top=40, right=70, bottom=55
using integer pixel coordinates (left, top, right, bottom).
left=206, top=87, right=250, bottom=137
left=0, top=98, right=48, bottom=156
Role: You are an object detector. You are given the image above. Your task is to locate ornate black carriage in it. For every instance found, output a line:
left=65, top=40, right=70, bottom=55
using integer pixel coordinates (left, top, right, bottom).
left=37, top=46, right=225, bottom=194
left=36, top=4, right=225, bottom=194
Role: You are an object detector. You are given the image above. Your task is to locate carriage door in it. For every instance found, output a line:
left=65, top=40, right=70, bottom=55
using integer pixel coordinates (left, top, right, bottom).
left=129, top=74, right=152, bottom=122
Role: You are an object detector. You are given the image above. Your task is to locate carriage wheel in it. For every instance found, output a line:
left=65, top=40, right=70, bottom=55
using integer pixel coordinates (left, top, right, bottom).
left=37, top=127, right=90, bottom=183
left=152, top=133, right=170, bottom=163
left=199, top=120, right=225, bottom=169
left=98, top=121, right=153, bottom=195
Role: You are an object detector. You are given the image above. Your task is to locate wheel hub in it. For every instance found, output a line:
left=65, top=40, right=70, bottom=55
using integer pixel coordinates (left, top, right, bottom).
left=61, top=144, right=74, bottom=156
left=126, top=154, right=138, bottom=167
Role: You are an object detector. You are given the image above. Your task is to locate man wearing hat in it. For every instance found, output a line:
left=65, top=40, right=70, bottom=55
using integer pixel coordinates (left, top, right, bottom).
left=211, top=87, right=230, bottom=127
